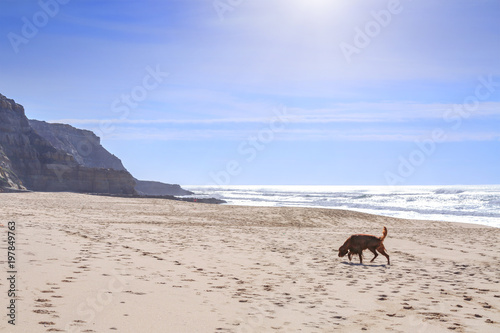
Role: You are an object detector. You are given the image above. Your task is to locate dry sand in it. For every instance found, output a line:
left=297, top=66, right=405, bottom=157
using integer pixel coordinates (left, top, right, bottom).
left=0, top=192, right=499, bottom=332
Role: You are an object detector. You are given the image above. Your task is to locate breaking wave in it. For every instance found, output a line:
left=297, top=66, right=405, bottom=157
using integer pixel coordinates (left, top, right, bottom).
left=184, top=185, right=500, bottom=228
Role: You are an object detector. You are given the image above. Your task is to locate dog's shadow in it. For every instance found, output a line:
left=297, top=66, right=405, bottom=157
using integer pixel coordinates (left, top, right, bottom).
left=340, top=261, right=388, bottom=268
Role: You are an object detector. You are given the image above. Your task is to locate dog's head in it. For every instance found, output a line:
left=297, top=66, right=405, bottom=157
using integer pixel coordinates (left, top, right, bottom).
left=338, top=244, right=349, bottom=257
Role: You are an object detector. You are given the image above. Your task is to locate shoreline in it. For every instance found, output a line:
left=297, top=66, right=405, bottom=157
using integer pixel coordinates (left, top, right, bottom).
left=0, top=192, right=499, bottom=332
left=3, top=190, right=496, bottom=229
left=185, top=184, right=500, bottom=229
left=218, top=201, right=500, bottom=230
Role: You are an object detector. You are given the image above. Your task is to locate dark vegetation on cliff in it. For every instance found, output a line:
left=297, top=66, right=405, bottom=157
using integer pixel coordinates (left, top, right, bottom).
left=0, top=93, right=194, bottom=197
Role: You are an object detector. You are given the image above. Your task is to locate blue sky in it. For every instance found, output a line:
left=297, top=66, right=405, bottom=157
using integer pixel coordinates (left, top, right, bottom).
left=1, top=0, right=499, bottom=185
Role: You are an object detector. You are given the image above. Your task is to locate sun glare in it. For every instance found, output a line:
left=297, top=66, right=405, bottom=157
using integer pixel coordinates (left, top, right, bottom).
left=293, top=0, right=339, bottom=10
left=289, top=0, right=346, bottom=17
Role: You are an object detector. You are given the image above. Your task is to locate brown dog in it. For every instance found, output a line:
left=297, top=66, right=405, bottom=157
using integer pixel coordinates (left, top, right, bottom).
left=338, top=226, right=390, bottom=265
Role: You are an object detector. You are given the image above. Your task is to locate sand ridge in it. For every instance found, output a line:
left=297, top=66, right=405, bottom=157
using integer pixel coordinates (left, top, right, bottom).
left=0, top=192, right=499, bottom=332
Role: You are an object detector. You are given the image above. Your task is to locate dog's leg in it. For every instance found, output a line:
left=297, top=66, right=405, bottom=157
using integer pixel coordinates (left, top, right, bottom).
left=358, top=252, right=363, bottom=264
left=377, top=245, right=390, bottom=265
left=348, top=251, right=352, bottom=261
left=369, top=248, right=378, bottom=262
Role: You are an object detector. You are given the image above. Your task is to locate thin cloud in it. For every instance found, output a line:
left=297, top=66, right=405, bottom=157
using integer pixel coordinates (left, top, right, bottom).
left=51, top=101, right=500, bottom=126
left=92, top=126, right=500, bottom=143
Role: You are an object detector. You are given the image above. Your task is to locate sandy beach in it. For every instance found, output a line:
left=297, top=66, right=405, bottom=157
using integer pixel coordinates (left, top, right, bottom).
left=0, top=192, right=499, bottom=332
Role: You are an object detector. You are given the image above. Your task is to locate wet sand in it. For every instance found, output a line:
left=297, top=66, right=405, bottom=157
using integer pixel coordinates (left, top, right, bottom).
left=0, top=192, right=499, bottom=332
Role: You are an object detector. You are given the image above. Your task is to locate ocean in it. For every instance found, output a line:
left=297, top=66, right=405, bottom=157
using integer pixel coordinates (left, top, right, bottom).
left=183, top=185, right=500, bottom=229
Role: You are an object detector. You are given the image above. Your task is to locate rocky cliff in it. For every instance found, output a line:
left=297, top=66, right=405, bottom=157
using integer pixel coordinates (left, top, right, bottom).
left=29, top=120, right=127, bottom=171
left=0, top=144, right=24, bottom=191
left=0, top=93, right=136, bottom=194
left=28, top=119, right=192, bottom=196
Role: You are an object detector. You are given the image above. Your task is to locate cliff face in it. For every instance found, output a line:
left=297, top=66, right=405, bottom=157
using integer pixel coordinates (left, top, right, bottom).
left=0, top=144, right=25, bottom=191
left=0, top=93, right=136, bottom=194
left=29, top=120, right=127, bottom=171
left=30, top=119, right=192, bottom=196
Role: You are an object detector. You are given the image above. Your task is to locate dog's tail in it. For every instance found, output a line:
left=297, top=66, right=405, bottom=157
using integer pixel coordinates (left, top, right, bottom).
left=380, top=226, right=388, bottom=241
